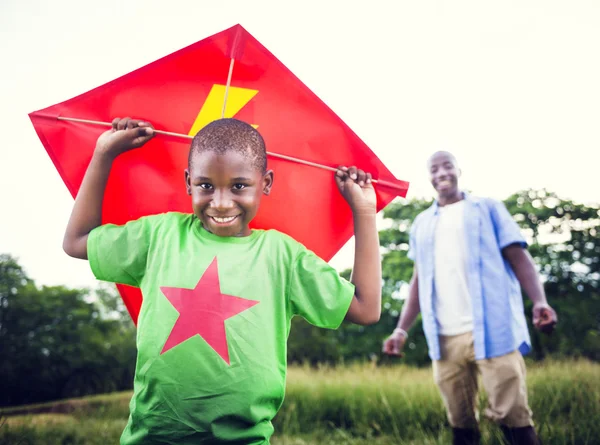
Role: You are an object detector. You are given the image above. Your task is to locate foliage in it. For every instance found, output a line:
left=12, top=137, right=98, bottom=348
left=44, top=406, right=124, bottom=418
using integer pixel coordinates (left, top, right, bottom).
left=1, top=188, right=598, bottom=408
left=0, top=255, right=136, bottom=407
left=287, top=189, right=600, bottom=365
left=504, top=190, right=600, bottom=360
left=1, top=360, right=598, bottom=445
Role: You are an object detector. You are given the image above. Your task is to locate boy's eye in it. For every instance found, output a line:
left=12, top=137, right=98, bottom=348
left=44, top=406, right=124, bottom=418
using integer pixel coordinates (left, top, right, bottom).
left=233, top=184, right=247, bottom=190
left=199, top=183, right=213, bottom=190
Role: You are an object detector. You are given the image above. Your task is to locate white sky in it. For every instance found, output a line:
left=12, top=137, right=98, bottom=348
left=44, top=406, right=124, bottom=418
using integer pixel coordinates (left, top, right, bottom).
left=1, top=0, right=598, bottom=290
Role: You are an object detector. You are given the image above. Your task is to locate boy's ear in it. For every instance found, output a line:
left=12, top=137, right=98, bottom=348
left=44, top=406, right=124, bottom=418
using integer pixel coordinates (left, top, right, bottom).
left=262, top=170, right=274, bottom=196
left=184, top=169, right=192, bottom=195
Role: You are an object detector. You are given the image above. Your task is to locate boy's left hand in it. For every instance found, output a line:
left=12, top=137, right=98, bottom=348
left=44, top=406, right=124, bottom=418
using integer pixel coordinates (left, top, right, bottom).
left=335, top=166, right=377, bottom=214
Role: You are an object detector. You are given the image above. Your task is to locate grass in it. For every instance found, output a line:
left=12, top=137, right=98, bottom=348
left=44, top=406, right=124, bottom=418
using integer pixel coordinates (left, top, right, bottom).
left=1, top=359, right=598, bottom=444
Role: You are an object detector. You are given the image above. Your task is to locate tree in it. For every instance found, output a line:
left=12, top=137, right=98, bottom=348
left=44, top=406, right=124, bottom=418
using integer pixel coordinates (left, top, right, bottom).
left=0, top=255, right=136, bottom=406
left=287, top=190, right=599, bottom=365
left=375, top=190, right=600, bottom=363
left=287, top=199, right=434, bottom=366
left=504, top=189, right=600, bottom=360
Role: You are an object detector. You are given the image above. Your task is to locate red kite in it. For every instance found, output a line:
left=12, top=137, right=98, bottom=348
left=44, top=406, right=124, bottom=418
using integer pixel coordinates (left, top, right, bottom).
left=29, top=24, right=409, bottom=324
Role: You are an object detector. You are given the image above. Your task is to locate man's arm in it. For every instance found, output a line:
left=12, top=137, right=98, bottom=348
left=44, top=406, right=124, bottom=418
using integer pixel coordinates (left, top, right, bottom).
left=63, top=118, right=154, bottom=259
left=503, top=244, right=557, bottom=333
left=396, top=267, right=421, bottom=332
left=382, top=267, right=420, bottom=356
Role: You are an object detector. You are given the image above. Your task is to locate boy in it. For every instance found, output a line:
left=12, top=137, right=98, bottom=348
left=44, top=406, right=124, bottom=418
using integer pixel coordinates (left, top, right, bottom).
left=63, top=117, right=382, bottom=444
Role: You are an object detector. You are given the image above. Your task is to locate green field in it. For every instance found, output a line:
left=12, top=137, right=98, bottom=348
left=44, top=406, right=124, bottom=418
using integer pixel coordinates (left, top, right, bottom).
left=1, top=360, right=598, bottom=444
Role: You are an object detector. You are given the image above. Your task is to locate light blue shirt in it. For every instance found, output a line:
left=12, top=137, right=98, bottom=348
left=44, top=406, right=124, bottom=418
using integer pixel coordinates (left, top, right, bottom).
left=408, top=193, right=531, bottom=361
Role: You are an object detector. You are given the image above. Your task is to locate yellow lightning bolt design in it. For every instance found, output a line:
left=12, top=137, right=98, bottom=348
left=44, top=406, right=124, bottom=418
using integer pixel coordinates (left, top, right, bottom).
left=188, top=84, right=258, bottom=136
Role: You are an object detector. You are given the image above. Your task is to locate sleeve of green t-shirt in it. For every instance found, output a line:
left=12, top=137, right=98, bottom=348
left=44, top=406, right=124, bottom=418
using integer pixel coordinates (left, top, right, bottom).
left=288, top=245, right=355, bottom=329
left=87, top=216, right=154, bottom=287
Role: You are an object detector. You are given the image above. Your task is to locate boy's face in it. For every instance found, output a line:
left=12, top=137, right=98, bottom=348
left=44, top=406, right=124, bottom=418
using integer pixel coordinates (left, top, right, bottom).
left=428, top=152, right=460, bottom=200
left=185, top=150, right=273, bottom=237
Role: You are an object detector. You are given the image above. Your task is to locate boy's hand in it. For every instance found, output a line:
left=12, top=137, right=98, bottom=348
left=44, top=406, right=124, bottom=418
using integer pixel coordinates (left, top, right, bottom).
left=532, top=302, right=557, bottom=334
left=335, top=166, right=377, bottom=214
left=95, top=117, right=155, bottom=158
left=382, top=332, right=407, bottom=357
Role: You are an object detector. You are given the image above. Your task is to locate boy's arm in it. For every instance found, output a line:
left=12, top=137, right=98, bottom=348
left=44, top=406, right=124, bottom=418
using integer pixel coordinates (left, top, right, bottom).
left=335, top=166, right=381, bottom=325
left=502, top=244, right=558, bottom=333
left=63, top=118, right=154, bottom=259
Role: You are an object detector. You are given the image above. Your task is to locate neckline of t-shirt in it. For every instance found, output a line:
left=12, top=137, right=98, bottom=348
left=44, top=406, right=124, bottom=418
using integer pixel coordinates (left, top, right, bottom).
left=438, top=199, right=465, bottom=211
left=192, top=218, right=263, bottom=244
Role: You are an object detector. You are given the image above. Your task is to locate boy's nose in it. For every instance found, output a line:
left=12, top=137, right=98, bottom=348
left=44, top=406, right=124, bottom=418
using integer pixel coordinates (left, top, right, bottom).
left=211, top=190, right=235, bottom=210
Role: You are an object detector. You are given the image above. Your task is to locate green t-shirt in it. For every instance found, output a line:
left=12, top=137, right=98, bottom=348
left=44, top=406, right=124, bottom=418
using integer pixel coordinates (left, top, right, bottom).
left=87, top=212, right=354, bottom=444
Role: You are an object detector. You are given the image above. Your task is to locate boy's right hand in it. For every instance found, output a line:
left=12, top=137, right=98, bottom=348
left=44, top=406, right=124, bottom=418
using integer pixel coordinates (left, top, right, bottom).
left=382, top=331, right=407, bottom=357
left=95, top=117, right=155, bottom=158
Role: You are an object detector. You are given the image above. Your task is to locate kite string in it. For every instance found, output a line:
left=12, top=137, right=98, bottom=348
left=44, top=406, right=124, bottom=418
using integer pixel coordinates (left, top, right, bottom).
left=221, top=58, right=235, bottom=119
left=54, top=116, right=404, bottom=190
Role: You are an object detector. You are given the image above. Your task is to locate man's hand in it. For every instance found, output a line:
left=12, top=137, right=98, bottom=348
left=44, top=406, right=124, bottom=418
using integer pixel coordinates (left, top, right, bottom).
left=533, top=302, right=557, bottom=334
left=382, top=331, right=408, bottom=357
left=335, top=166, right=377, bottom=215
left=95, top=117, right=155, bottom=159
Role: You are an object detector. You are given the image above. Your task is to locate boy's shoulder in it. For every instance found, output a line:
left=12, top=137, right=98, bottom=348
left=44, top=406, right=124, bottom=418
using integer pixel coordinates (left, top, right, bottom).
left=259, top=228, right=303, bottom=247
left=134, top=211, right=193, bottom=226
left=129, top=216, right=311, bottom=257
left=115, top=212, right=194, bottom=238
left=258, top=228, right=311, bottom=258
left=127, top=215, right=305, bottom=247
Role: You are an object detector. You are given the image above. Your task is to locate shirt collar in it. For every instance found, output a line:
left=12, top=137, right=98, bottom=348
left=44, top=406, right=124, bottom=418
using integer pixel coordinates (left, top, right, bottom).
left=432, top=191, right=470, bottom=215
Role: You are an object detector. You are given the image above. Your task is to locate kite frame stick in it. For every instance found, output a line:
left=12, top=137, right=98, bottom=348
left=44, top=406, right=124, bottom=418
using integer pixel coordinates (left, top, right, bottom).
left=54, top=116, right=405, bottom=191
left=221, top=58, right=235, bottom=118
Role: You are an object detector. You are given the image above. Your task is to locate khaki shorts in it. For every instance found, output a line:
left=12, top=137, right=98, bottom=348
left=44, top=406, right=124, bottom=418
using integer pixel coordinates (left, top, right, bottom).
left=432, top=331, right=534, bottom=428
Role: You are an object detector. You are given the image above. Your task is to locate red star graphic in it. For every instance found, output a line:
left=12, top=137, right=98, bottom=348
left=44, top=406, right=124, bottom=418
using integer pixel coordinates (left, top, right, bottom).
left=159, top=257, right=259, bottom=364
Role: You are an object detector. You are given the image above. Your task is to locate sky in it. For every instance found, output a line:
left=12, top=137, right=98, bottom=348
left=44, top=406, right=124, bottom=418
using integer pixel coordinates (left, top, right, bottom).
left=1, top=0, right=598, bottom=291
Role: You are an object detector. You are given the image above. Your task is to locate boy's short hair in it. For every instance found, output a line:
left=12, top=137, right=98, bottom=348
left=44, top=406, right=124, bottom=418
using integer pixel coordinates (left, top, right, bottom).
left=188, top=118, right=267, bottom=173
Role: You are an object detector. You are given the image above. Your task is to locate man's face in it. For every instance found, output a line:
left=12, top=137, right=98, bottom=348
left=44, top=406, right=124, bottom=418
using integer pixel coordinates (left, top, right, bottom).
left=185, top=150, right=273, bottom=237
left=428, top=152, right=460, bottom=200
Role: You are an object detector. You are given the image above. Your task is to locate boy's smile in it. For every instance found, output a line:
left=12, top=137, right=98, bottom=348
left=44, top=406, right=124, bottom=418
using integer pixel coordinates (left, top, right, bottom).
left=185, top=150, right=273, bottom=237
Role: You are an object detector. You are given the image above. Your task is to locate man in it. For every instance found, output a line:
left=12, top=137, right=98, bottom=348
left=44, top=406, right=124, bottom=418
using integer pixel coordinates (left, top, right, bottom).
left=382, top=151, right=557, bottom=445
